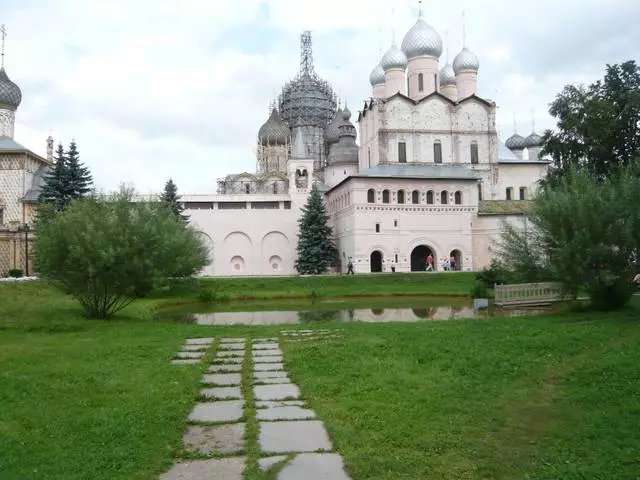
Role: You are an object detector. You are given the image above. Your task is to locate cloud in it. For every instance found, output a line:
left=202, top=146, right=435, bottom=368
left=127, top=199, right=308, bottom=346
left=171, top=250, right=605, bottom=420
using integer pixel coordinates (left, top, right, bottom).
left=4, top=0, right=639, bottom=192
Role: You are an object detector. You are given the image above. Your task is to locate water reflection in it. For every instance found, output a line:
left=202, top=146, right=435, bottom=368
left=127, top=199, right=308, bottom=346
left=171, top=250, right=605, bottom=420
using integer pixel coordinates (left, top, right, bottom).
left=173, top=305, right=548, bottom=325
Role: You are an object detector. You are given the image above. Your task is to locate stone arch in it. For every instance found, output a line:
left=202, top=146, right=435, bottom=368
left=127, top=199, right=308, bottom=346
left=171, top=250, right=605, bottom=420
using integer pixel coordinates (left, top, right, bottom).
left=223, top=231, right=252, bottom=276
left=261, top=231, right=290, bottom=275
left=370, top=250, right=383, bottom=273
left=449, top=249, right=462, bottom=271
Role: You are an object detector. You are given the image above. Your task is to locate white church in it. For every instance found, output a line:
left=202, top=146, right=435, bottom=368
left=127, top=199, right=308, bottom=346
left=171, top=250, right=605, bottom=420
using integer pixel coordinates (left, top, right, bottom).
left=0, top=13, right=549, bottom=277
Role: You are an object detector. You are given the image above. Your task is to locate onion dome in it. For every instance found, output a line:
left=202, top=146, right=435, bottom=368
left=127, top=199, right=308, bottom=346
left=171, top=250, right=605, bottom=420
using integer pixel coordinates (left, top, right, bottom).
left=401, top=17, right=443, bottom=60
left=258, top=108, right=290, bottom=145
left=453, top=47, right=479, bottom=73
left=524, top=132, right=543, bottom=148
left=324, top=108, right=342, bottom=145
left=381, top=44, right=408, bottom=72
left=439, top=64, right=456, bottom=86
left=369, top=62, right=385, bottom=86
left=505, top=133, right=526, bottom=151
left=341, top=105, right=351, bottom=121
left=0, top=67, right=22, bottom=110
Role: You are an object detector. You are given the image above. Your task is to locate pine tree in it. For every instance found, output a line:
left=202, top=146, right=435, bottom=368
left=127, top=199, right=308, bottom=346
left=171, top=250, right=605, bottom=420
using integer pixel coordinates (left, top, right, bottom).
left=39, top=143, right=71, bottom=211
left=66, top=140, right=93, bottom=199
left=295, top=183, right=338, bottom=275
left=159, top=178, right=189, bottom=223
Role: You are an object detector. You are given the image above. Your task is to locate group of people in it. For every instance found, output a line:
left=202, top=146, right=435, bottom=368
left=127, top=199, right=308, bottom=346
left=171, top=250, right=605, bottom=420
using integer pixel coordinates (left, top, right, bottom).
left=425, top=254, right=458, bottom=272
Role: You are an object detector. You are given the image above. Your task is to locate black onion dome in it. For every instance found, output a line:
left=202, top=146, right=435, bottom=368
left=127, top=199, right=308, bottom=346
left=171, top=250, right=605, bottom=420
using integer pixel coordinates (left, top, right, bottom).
left=258, top=108, right=290, bottom=145
left=0, top=67, right=22, bottom=110
left=324, top=108, right=342, bottom=145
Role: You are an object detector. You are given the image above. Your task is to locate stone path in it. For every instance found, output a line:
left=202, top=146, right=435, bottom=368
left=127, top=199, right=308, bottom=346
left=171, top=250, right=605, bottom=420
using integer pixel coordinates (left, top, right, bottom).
left=171, top=337, right=214, bottom=365
left=161, top=334, right=351, bottom=479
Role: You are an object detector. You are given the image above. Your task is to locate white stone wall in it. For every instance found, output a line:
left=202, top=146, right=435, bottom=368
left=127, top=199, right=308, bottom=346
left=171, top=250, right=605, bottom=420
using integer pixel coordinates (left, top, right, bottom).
left=472, top=214, right=526, bottom=270
left=497, top=163, right=549, bottom=200
left=0, top=153, right=29, bottom=225
left=0, top=109, right=16, bottom=138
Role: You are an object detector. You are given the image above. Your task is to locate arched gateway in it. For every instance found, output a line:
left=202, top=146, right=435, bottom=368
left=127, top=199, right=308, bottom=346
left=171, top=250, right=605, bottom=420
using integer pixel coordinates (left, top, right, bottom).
left=410, top=245, right=436, bottom=272
left=370, top=250, right=383, bottom=272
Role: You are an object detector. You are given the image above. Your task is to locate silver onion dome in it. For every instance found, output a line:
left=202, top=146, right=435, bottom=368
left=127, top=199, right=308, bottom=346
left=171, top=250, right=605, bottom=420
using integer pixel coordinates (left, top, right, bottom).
left=0, top=67, right=22, bottom=110
left=524, top=132, right=543, bottom=148
left=369, top=62, right=385, bottom=86
left=439, top=64, right=456, bottom=86
left=258, top=108, right=290, bottom=145
left=324, top=108, right=342, bottom=144
left=505, top=133, right=526, bottom=151
left=453, top=47, right=479, bottom=73
left=401, top=18, right=443, bottom=60
left=381, top=44, right=408, bottom=72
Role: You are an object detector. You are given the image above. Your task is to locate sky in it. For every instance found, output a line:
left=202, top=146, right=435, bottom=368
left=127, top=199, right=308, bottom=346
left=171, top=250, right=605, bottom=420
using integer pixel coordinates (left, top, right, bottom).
left=3, top=0, right=639, bottom=194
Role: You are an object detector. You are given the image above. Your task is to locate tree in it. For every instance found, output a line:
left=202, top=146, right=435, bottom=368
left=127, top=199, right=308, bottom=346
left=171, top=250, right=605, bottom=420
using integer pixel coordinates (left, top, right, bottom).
left=66, top=140, right=93, bottom=199
left=542, top=60, right=640, bottom=184
left=159, top=178, right=189, bottom=223
left=295, top=183, right=338, bottom=275
left=39, top=143, right=71, bottom=211
left=34, top=188, right=210, bottom=319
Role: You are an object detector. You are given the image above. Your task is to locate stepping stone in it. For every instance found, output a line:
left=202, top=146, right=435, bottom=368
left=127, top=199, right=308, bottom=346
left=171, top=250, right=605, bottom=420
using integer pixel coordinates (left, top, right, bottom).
left=254, top=384, right=300, bottom=401
left=254, top=363, right=284, bottom=371
left=253, top=343, right=279, bottom=350
left=185, top=338, right=214, bottom=345
left=182, top=424, right=245, bottom=454
left=217, top=350, right=245, bottom=357
left=212, top=357, right=243, bottom=364
left=176, top=352, right=205, bottom=359
left=256, top=400, right=306, bottom=408
left=254, top=337, right=278, bottom=342
left=171, top=359, right=200, bottom=365
left=208, top=364, right=242, bottom=373
left=259, top=421, right=332, bottom=453
left=220, top=343, right=245, bottom=350
left=254, top=377, right=291, bottom=385
left=254, top=371, right=288, bottom=379
left=258, top=455, right=288, bottom=472
left=253, top=356, right=284, bottom=363
left=220, top=337, right=246, bottom=343
left=188, top=401, right=244, bottom=423
left=252, top=349, right=283, bottom=356
left=201, top=373, right=241, bottom=386
left=200, top=386, right=242, bottom=400
left=160, top=457, right=245, bottom=479
left=182, top=344, right=210, bottom=351
left=278, top=453, right=351, bottom=480
left=257, top=406, right=316, bottom=421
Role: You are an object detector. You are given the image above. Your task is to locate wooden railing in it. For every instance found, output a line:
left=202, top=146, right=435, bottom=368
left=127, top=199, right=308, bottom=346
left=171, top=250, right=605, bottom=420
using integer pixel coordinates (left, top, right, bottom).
left=494, top=282, right=565, bottom=306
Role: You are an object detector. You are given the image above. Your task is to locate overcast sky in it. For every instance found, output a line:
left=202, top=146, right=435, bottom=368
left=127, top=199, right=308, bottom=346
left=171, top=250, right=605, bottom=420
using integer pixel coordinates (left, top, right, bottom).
left=4, top=0, right=639, bottom=194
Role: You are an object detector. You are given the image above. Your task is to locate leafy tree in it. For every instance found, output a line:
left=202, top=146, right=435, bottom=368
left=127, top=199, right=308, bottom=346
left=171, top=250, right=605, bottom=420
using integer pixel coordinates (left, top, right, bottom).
left=34, top=187, right=209, bottom=319
left=160, top=178, right=189, bottom=223
left=66, top=140, right=93, bottom=199
left=39, top=143, right=71, bottom=211
left=295, top=183, right=338, bottom=275
left=542, top=60, right=640, bottom=184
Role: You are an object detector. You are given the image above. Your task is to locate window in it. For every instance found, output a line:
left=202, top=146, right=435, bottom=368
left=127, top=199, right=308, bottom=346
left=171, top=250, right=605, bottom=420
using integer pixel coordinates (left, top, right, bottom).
left=470, top=142, right=479, bottom=164
left=272, top=182, right=278, bottom=194
left=382, top=189, right=390, bottom=203
left=506, top=187, right=513, bottom=200
left=412, top=190, right=419, bottom=204
left=375, top=223, right=380, bottom=233
left=368, top=148, right=371, bottom=168
left=245, top=183, right=250, bottom=194
left=367, top=189, right=375, bottom=203
left=398, top=142, right=407, bottom=163
left=0, top=208, right=3, bottom=225
left=394, top=220, right=398, bottom=227
left=519, top=187, right=527, bottom=200
left=441, top=191, right=448, bottom=204
left=454, top=191, right=462, bottom=205
left=395, top=254, right=399, bottom=263
left=418, top=73, right=424, bottom=92
left=426, top=190, right=434, bottom=204
left=434, top=73, right=438, bottom=91
left=477, top=184, right=482, bottom=201
left=397, top=190, right=405, bottom=204
left=433, top=141, right=442, bottom=164
left=284, top=201, right=291, bottom=209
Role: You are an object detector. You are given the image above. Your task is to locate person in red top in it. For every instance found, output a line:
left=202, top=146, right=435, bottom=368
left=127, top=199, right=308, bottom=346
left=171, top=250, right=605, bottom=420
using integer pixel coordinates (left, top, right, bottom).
left=426, top=254, right=433, bottom=271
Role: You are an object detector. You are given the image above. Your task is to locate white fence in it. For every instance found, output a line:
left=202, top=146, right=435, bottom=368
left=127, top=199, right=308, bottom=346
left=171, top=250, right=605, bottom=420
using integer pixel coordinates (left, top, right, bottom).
left=494, top=282, right=566, bottom=306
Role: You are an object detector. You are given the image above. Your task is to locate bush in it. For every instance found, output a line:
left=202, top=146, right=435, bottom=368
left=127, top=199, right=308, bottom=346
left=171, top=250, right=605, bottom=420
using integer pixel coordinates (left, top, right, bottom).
left=197, top=287, right=217, bottom=303
left=471, top=280, right=488, bottom=299
left=34, top=192, right=210, bottom=319
left=475, top=260, right=508, bottom=288
left=8, top=269, right=24, bottom=278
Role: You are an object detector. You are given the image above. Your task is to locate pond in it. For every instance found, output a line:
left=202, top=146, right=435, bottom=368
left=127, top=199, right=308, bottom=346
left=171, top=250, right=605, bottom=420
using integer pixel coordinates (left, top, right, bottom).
left=158, top=296, right=553, bottom=325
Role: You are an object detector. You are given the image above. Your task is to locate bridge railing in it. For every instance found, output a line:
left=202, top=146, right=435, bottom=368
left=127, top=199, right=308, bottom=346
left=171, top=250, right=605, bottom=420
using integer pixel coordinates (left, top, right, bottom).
left=494, top=282, right=566, bottom=306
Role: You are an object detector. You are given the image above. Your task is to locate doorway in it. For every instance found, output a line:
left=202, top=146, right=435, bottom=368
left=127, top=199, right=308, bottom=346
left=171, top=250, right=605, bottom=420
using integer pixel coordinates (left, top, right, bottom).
left=410, top=245, right=435, bottom=272
left=450, top=249, right=462, bottom=271
left=370, top=250, right=383, bottom=272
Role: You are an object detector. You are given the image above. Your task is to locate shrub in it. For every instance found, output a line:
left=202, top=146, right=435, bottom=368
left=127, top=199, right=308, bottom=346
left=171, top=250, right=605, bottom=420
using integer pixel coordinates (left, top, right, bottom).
left=8, top=269, right=24, bottom=278
left=197, top=287, right=217, bottom=303
left=34, top=192, right=210, bottom=319
left=471, top=280, right=488, bottom=299
left=475, top=260, right=508, bottom=288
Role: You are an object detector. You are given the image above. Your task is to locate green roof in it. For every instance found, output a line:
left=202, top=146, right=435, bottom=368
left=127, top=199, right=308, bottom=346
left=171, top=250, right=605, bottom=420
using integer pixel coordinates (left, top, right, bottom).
left=478, top=200, right=531, bottom=216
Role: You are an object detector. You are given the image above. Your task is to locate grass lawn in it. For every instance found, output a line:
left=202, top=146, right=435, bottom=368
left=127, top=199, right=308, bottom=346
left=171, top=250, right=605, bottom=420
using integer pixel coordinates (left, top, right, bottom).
left=1, top=281, right=639, bottom=479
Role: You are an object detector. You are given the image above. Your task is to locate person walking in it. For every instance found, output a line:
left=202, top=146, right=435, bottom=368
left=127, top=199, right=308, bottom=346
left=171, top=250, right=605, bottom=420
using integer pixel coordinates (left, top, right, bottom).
left=450, top=254, right=457, bottom=271
left=426, top=253, right=433, bottom=271
left=347, top=257, right=355, bottom=275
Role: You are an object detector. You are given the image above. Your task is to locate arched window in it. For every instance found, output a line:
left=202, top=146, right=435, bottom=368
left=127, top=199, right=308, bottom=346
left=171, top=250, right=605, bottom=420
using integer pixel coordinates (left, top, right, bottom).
left=418, top=73, right=424, bottom=92
left=382, top=189, right=390, bottom=204
left=367, top=189, right=375, bottom=203
left=519, top=187, right=527, bottom=200
left=441, top=191, right=449, bottom=204
left=426, top=190, right=434, bottom=204
left=470, top=142, right=479, bottom=164
left=397, top=190, right=405, bottom=204
left=412, top=190, right=419, bottom=204
left=245, top=183, right=250, bottom=194
left=477, top=184, right=483, bottom=201
left=506, top=187, right=513, bottom=200
left=433, top=140, right=442, bottom=164
left=454, top=191, right=462, bottom=205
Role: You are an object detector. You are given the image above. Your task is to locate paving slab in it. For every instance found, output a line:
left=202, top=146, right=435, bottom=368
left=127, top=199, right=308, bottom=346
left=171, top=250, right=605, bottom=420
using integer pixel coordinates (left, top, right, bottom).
left=185, top=338, right=215, bottom=345
left=208, top=364, right=242, bottom=373
left=254, top=371, right=289, bottom=379
left=254, top=384, right=300, bottom=401
left=212, top=357, right=243, bottom=364
left=252, top=349, right=283, bottom=356
left=253, top=343, right=279, bottom=350
left=216, top=350, right=245, bottom=357
left=278, top=453, right=351, bottom=480
left=201, top=373, right=242, bottom=386
left=171, top=359, right=200, bottom=365
left=258, top=455, right=288, bottom=472
left=182, top=424, right=245, bottom=454
left=256, top=400, right=306, bottom=408
left=259, top=421, right=332, bottom=453
left=160, top=457, right=245, bottom=479
left=254, top=377, right=291, bottom=385
left=253, top=355, right=284, bottom=363
left=200, top=386, right=243, bottom=400
left=254, top=363, right=284, bottom=371
left=220, top=337, right=246, bottom=343
left=176, top=352, right=206, bottom=359
left=182, top=344, right=210, bottom=351
left=219, top=343, right=246, bottom=350
left=257, top=406, right=316, bottom=421
left=188, top=401, right=244, bottom=423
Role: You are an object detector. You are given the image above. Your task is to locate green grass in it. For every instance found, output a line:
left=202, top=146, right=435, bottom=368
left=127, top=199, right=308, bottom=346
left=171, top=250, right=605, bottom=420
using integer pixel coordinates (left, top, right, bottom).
left=1, top=281, right=639, bottom=479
